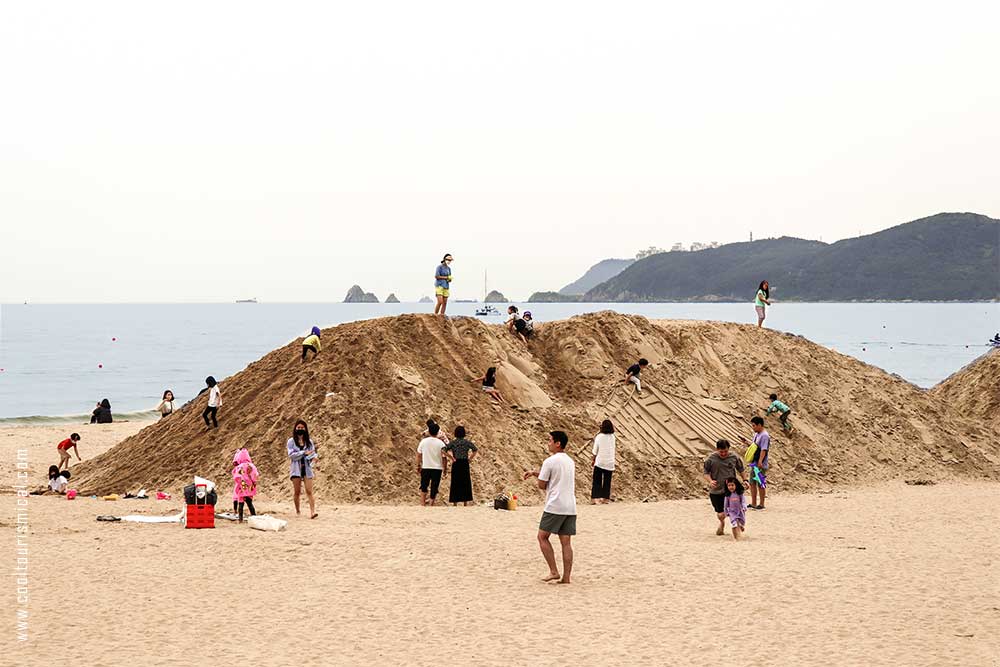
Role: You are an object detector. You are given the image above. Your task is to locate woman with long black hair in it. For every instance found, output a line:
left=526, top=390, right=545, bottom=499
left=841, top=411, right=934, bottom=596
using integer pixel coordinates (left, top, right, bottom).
left=591, top=419, right=616, bottom=504
left=286, top=419, right=318, bottom=518
left=444, top=425, right=478, bottom=506
left=754, top=280, right=771, bottom=328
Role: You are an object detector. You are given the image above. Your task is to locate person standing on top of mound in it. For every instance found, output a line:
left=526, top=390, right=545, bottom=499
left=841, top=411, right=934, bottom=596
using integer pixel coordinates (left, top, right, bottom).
left=755, top=280, right=771, bottom=328
left=301, top=326, right=321, bottom=362
left=434, top=253, right=453, bottom=316
left=524, top=430, right=576, bottom=584
left=624, top=358, right=648, bottom=394
left=703, top=439, right=750, bottom=537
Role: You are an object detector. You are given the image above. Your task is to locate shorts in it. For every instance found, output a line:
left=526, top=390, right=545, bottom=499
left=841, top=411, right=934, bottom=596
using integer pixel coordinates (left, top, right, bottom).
left=435, top=286, right=450, bottom=297
left=482, top=385, right=495, bottom=392
left=420, top=468, right=443, bottom=498
left=710, top=493, right=725, bottom=513
left=755, top=305, right=766, bottom=319
left=539, top=511, right=577, bottom=535
left=628, top=375, right=642, bottom=392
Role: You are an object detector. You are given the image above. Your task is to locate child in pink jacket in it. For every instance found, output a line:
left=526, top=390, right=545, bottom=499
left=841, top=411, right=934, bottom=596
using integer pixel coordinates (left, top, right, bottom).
left=232, top=448, right=259, bottom=523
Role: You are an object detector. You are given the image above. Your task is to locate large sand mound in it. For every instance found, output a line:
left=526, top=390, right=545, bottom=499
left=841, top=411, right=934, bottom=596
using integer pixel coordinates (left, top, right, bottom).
left=930, top=349, right=999, bottom=429
left=74, top=313, right=999, bottom=502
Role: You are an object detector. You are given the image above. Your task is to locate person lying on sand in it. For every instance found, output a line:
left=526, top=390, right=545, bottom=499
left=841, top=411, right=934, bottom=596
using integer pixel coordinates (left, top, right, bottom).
left=524, top=430, right=576, bottom=584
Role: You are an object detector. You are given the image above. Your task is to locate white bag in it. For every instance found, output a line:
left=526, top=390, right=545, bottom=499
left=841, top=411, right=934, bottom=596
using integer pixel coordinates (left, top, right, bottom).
left=247, top=515, right=287, bottom=532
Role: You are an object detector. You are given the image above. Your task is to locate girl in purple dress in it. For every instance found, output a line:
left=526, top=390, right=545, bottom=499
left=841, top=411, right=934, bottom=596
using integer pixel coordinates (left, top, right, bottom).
left=723, top=477, right=747, bottom=540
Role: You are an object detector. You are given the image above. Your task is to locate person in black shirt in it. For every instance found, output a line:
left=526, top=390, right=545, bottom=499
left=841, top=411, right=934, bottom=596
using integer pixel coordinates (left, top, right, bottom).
left=623, top=358, right=649, bottom=394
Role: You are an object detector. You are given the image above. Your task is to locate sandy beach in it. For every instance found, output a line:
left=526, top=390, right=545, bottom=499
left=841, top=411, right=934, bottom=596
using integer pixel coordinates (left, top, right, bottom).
left=5, top=420, right=998, bottom=666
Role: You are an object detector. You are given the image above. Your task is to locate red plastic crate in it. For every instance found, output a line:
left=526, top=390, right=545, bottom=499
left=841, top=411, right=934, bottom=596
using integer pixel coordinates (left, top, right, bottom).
left=186, top=504, right=215, bottom=529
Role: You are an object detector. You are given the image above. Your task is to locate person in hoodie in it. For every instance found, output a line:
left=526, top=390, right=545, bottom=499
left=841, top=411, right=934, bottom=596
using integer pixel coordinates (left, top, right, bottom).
left=301, top=326, right=322, bottom=362
left=286, top=419, right=318, bottom=519
left=231, top=448, right=259, bottom=523
left=90, top=399, right=113, bottom=424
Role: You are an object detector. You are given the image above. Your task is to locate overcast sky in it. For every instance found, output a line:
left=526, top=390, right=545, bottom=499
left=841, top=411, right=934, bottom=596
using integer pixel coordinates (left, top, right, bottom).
left=1, top=1, right=997, bottom=302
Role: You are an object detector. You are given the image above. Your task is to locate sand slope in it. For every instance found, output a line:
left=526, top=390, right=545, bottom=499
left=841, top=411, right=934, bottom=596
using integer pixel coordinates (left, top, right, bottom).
left=930, top=348, right=999, bottom=429
left=71, top=313, right=999, bottom=502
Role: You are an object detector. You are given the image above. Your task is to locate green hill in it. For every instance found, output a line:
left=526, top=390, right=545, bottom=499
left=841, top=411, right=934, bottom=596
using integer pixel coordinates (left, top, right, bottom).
left=584, top=213, right=998, bottom=302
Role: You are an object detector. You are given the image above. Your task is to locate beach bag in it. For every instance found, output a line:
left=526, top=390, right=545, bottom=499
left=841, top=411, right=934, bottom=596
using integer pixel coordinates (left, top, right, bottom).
left=493, top=493, right=509, bottom=511
left=743, top=442, right=758, bottom=464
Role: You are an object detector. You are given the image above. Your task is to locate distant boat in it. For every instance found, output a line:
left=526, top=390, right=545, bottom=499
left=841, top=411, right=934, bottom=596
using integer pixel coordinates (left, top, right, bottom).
left=235, top=298, right=258, bottom=304
left=475, top=304, right=500, bottom=317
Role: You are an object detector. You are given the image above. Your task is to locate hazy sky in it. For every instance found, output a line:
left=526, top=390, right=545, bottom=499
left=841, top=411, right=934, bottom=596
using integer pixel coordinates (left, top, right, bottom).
left=2, top=1, right=998, bottom=302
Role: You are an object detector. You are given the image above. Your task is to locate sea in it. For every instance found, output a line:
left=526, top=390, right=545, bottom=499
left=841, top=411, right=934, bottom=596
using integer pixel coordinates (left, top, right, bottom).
left=0, top=302, right=996, bottom=422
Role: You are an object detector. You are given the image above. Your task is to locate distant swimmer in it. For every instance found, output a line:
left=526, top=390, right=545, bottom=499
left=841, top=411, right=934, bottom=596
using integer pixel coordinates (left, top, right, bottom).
left=90, top=398, right=113, bottom=424
left=56, top=432, right=81, bottom=469
left=624, top=358, right=649, bottom=394
left=202, top=376, right=221, bottom=429
left=766, top=393, right=792, bottom=431
left=434, top=253, right=454, bottom=316
left=755, top=280, right=771, bottom=328
left=523, top=430, right=576, bottom=584
left=302, top=326, right=322, bottom=362
left=471, top=367, right=505, bottom=404
left=156, top=390, right=175, bottom=419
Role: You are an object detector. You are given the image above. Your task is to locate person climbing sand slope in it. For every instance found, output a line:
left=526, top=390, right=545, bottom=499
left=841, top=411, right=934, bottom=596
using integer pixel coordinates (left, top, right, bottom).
left=301, top=326, right=322, bottom=362
left=471, top=367, right=505, bottom=404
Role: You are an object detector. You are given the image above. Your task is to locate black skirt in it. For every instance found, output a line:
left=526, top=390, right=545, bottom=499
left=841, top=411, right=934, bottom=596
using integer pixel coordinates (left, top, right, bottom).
left=449, top=458, right=474, bottom=503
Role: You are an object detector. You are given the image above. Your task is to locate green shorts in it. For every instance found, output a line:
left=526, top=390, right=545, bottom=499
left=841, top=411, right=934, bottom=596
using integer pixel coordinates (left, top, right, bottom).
left=539, top=512, right=577, bottom=535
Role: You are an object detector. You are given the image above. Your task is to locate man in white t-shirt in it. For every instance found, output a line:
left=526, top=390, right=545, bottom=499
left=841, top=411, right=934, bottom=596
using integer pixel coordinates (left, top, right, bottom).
left=416, top=423, right=448, bottom=506
left=523, top=430, right=576, bottom=584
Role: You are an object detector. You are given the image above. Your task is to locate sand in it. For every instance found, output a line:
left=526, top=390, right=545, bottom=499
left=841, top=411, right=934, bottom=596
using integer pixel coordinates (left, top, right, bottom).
left=931, top=348, right=999, bottom=428
left=5, top=421, right=999, bottom=665
left=68, top=313, right=1000, bottom=503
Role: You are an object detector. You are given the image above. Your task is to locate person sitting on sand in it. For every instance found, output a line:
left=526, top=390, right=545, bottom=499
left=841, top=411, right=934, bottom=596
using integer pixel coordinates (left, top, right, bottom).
left=755, top=280, right=771, bottom=328
left=302, top=326, right=322, bottom=362
left=523, top=430, right=576, bottom=584
left=723, top=477, right=747, bottom=540
left=522, top=311, right=535, bottom=335
left=506, top=306, right=531, bottom=343
left=703, top=440, right=750, bottom=537
left=417, top=422, right=448, bottom=506
left=232, top=448, right=259, bottom=523
left=471, top=367, right=505, bottom=404
left=156, top=390, right=175, bottom=418
left=445, top=425, right=478, bottom=506
left=90, top=398, right=113, bottom=424
left=47, top=465, right=70, bottom=494
left=624, top=358, right=648, bottom=394
left=202, top=377, right=221, bottom=428
left=287, top=419, right=318, bottom=518
left=748, top=416, right=770, bottom=510
left=56, top=433, right=81, bottom=469
left=766, top=393, right=792, bottom=431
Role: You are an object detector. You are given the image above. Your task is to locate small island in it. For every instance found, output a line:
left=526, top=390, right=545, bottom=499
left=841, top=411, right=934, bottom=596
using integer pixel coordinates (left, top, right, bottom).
left=484, top=290, right=507, bottom=303
left=343, top=285, right=379, bottom=303
left=418, top=295, right=433, bottom=303
left=385, top=293, right=400, bottom=303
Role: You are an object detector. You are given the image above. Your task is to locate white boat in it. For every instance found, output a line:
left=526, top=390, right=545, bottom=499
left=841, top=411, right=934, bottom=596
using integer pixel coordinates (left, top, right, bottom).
left=475, top=271, right=502, bottom=317
left=235, top=298, right=258, bottom=304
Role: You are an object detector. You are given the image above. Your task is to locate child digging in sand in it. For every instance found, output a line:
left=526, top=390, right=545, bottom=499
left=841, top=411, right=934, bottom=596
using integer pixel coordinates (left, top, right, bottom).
left=723, top=477, right=747, bottom=540
left=766, top=393, right=792, bottom=431
left=232, top=448, right=259, bottom=523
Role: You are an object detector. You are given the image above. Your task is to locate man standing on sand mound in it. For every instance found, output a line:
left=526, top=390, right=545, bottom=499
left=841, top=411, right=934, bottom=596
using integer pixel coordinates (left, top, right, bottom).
left=703, top=439, right=750, bottom=536
left=524, top=430, right=576, bottom=584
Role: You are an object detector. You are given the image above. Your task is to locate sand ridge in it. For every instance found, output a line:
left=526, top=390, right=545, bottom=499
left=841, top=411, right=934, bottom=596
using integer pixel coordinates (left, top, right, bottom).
left=70, top=312, right=999, bottom=502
